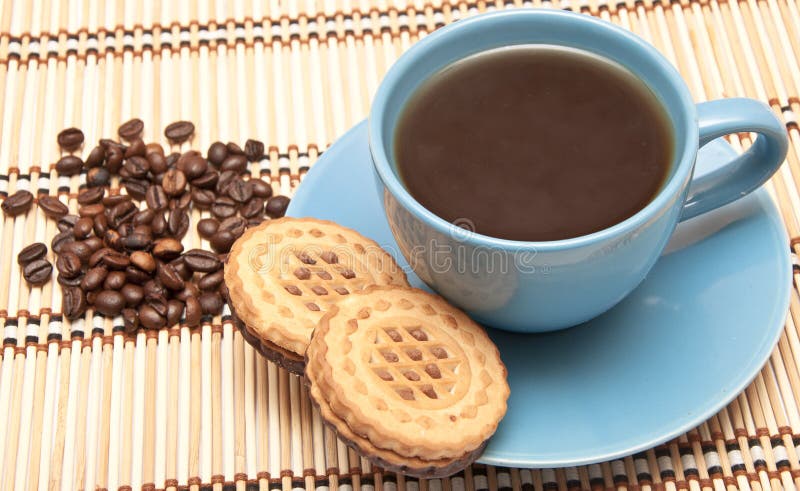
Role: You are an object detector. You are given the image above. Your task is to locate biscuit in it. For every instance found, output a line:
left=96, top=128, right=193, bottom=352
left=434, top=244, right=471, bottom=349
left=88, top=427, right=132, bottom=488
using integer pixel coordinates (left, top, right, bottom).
left=225, top=218, right=409, bottom=372
left=306, top=286, right=509, bottom=474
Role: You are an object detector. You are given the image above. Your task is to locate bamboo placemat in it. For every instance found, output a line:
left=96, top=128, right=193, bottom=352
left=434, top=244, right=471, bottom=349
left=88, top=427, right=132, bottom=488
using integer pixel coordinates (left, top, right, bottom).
left=0, top=0, right=799, bottom=490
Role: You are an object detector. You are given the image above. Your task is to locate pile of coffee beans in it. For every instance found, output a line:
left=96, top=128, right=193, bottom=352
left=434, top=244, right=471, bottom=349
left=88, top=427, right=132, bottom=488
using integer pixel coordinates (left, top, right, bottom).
left=4, top=120, right=291, bottom=331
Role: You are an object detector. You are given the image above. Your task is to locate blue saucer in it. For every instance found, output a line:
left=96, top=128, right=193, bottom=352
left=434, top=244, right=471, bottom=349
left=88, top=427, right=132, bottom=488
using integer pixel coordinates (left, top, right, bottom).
left=287, top=121, right=791, bottom=468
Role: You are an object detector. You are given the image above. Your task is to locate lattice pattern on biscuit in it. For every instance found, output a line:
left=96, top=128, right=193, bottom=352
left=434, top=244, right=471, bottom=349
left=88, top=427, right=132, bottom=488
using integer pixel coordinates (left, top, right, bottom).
left=368, top=324, right=463, bottom=403
left=274, top=227, right=378, bottom=311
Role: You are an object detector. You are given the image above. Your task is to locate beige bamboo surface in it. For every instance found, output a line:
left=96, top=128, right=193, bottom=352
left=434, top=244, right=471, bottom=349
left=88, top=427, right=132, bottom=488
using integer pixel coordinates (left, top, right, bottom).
left=0, top=0, right=799, bottom=490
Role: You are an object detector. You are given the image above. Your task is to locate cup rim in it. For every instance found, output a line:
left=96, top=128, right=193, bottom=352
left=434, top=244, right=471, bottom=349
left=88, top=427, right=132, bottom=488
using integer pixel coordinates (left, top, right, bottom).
left=368, top=8, right=698, bottom=251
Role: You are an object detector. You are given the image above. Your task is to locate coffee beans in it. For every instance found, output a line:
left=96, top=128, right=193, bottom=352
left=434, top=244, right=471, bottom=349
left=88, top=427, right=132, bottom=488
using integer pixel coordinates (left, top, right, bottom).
left=3, top=190, right=34, bottom=216
left=62, top=286, right=88, bottom=319
left=183, top=249, right=222, bottom=273
left=94, top=290, right=125, bottom=316
left=118, top=118, right=144, bottom=141
left=197, top=218, right=219, bottom=239
left=57, top=128, right=84, bottom=151
left=244, top=139, right=265, bottom=162
left=19, top=122, right=292, bottom=332
left=18, top=242, right=48, bottom=266
left=164, top=121, right=195, bottom=143
left=266, top=195, right=290, bottom=218
left=23, top=259, right=53, bottom=286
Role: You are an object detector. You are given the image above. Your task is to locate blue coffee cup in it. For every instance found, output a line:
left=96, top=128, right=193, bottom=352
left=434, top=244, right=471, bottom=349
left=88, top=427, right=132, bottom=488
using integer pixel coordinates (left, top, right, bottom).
left=369, top=8, right=788, bottom=332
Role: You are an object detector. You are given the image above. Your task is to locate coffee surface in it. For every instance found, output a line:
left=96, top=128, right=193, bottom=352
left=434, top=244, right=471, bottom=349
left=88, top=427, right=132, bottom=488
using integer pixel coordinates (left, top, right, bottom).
left=394, top=45, right=673, bottom=241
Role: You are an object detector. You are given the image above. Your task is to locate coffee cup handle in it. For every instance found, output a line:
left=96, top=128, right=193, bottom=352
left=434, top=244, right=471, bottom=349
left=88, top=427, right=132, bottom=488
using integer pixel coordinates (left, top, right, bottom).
left=680, top=98, right=788, bottom=221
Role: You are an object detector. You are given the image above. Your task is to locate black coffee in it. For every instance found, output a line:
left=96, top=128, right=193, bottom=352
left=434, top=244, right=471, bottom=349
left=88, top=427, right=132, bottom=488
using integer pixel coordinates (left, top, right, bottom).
left=394, top=45, right=674, bottom=241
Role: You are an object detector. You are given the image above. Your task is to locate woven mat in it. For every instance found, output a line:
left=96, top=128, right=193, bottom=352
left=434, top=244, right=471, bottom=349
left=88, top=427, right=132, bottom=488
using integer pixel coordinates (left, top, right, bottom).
left=1, top=0, right=800, bottom=490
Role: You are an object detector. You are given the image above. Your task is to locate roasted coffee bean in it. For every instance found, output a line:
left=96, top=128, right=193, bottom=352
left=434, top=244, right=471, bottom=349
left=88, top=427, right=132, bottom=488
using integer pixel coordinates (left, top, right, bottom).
left=164, top=121, right=195, bottom=143
left=157, top=263, right=185, bottom=290
left=219, top=283, right=229, bottom=300
left=226, top=179, right=253, bottom=203
left=126, top=250, right=155, bottom=274
left=211, top=196, right=237, bottom=219
left=109, top=200, right=137, bottom=227
left=139, top=304, right=166, bottom=329
left=104, top=229, right=124, bottom=250
left=175, top=150, right=199, bottom=173
left=123, top=178, right=149, bottom=201
left=78, top=187, right=105, bottom=205
left=81, top=266, right=107, bottom=290
left=65, top=240, right=93, bottom=264
left=94, top=290, right=125, bottom=316
left=78, top=203, right=105, bottom=218
left=99, top=138, right=122, bottom=150
left=181, top=154, right=208, bottom=179
left=104, top=271, right=127, bottom=290
left=58, top=214, right=79, bottom=232
left=265, top=195, right=290, bottom=218
left=125, top=138, right=147, bottom=159
left=62, top=286, right=88, bottom=319
left=106, top=146, right=124, bottom=174
left=58, top=273, right=83, bottom=287
left=18, top=242, right=48, bottom=266
left=3, top=190, right=34, bottom=216
left=55, top=155, right=84, bottom=176
left=132, top=209, right=155, bottom=226
left=86, top=167, right=111, bottom=187
left=199, top=292, right=224, bottom=315
left=102, top=251, right=130, bottom=270
left=210, top=231, right=235, bottom=253
left=121, top=232, right=151, bottom=250
left=125, top=265, right=151, bottom=285
left=167, top=208, right=189, bottom=238
left=227, top=142, right=244, bottom=154
left=185, top=296, right=202, bottom=327
left=177, top=282, right=200, bottom=302
left=162, top=169, right=187, bottom=196
left=124, top=155, right=150, bottom=178
left=121, top=284, right=144, bottom=307
left=146, top=142, right=164, bottom=157
left=118, top=118, right=144, bottom=141
left=250, top=178, right=273, bottom=199
left=191, top=170, right=218, bottom=189
left=183, top=249, right=222, bottom=272
left=57, top=127, right=84, bottom=151
left=207, top=141, right=228, bottom=166
left=73, top=217, right=94, bottom=239
left=165, top=152, right=180, bottom=169
left=171, top=258, right=193, bottom=280
left=239, top=197, right=265, bottom=218
left=85, top=145, right=105, bottom=168
left=216, top=170, right=238, bottom=195
left=190, top=188, right=215, bottom=210
left=152, top=238, right=183, bottom=260
left=93, top=212, right=110, bottom=237
left=198, top=270, right=224, bottom=291
left=23, top=259, right=53, bottom=286
left=143, top=279, right=167, bottom=299
left=244, top=139, right=265, bottom=161
left=56, top=251, right=83, bottom=279
left=219, top=216, right=246, bottom=237
left=171, top=192, right=192, bottom=210
left=221, top=154, right=247, bottom=173
left=145, top=185, right=168, bottom=211
left=38, top=195, right=69, bottom=219
left=196, top=218, right=219, bottom=239
left=167, top=299, right=184, bottom=326
left=151, top=212, right=167, bottom=236
left=102, top=194, right=131, bottom=207
left=51, top=230, right=75, bottom=253
left=83, top=236, right=104, bottom=252
left=148, top=152, right=168, bottom=174
left=122, top=308, right=139, bottom=333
